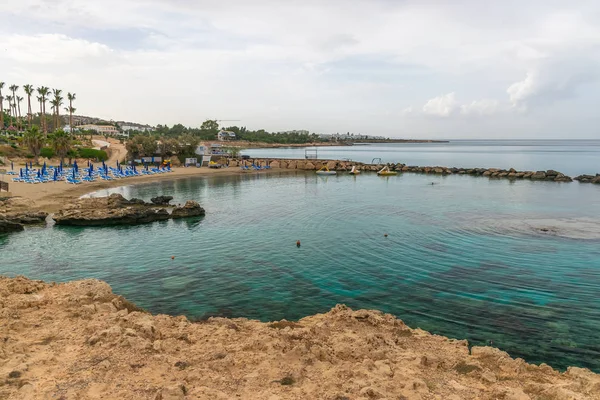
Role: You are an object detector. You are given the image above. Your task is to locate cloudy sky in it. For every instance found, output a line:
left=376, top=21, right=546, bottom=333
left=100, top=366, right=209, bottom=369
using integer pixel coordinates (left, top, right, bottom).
left=2, top=0, right=600, bottom=138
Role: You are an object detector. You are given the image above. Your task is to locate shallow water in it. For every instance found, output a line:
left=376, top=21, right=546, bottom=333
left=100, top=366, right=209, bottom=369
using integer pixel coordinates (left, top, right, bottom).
left=242, top=139, right=600, bottom=176
left=2, top=172, right=600, bottom=371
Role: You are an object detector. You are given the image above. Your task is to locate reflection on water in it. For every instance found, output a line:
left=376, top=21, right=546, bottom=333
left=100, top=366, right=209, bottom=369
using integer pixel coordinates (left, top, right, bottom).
left=2, top=171, right=600, bottom=372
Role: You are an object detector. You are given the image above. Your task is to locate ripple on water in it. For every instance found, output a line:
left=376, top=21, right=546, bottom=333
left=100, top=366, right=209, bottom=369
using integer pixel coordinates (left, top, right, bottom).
left=2, top=173, right=600, bottom=372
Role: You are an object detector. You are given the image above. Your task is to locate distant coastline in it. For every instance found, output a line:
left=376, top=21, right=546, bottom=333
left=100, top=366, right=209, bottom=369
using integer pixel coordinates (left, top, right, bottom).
left=240, top=139, right=448, bottom=148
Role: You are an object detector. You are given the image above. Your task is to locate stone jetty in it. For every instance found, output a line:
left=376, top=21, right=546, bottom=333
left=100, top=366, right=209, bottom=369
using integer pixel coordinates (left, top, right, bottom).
left=232, top=159, right=586, bottom=183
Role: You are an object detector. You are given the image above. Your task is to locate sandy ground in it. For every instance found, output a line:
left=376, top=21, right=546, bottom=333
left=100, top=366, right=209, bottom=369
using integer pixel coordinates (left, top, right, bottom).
left=7, top=166, right=293, bottom=213
left=1, top=276, right=598, bottom=400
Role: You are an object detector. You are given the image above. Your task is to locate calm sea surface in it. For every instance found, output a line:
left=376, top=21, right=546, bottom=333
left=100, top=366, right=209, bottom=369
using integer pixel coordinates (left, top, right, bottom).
left=2, top=171, right=600, bottom=372
left=242, top=140, right=600, bottom=176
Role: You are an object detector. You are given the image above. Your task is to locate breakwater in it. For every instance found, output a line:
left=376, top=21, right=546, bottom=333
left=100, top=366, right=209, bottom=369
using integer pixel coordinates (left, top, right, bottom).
left=231, top=158, right=600, bottom=184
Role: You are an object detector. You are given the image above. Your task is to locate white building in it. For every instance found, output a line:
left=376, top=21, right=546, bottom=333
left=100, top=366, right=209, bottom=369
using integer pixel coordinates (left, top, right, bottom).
left=79, top=124, right=128, bottom=137
left=217, top=130, right=236, bottom=141
left=121, top=124, right=154, bottom=132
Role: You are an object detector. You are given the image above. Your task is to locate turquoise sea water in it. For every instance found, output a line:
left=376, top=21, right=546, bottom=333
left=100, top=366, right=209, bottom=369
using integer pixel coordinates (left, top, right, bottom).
left=242, top=140, right=600, bottom=176
left=2, top=172, right=600, bottom=372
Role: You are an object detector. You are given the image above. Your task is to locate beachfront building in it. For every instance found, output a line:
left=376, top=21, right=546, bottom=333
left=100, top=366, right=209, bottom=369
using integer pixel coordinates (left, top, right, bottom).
left=121, top=124, right=154, bottom=133
left=217, top=130, right=236, bottom=141
left=79, top=124, right=128, bottom=138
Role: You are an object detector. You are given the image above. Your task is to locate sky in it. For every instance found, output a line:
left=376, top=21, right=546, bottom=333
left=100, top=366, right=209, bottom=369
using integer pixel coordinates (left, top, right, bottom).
left=2, top=0, right=600, bottom=139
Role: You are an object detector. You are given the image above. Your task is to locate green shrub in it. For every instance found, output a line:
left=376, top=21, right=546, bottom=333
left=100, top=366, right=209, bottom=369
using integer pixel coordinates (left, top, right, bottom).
left=25, top=153, right=34, bottom=159
left=40, top=147, right=55, bottom=158
left=78, top=148, right=108, bottom=161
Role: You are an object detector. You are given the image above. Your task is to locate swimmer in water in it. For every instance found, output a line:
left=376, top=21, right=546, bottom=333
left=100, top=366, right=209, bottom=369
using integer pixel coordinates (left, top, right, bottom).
left=296, top=240, right=301, bottom=248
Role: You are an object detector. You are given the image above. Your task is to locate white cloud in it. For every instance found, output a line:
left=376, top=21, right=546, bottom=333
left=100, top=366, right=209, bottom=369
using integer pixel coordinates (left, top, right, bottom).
left=460, top=99, right=501, bottom=116
left=507, top=71, right=538, bottom=110
left=422, top=93, right=457, bottom=117
left=2, top=0, right=600, bottom=137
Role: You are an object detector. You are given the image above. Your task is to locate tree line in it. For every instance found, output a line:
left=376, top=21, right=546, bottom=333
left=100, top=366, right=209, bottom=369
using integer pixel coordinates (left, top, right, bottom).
left=142, top=120, right=323, bottom=144
left=0, top=82, right=76, bottom=135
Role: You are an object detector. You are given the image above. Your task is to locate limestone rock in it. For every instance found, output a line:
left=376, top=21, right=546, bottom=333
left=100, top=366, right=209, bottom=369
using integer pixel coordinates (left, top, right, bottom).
left=0, top=218, right=24, bottom=234
left=150, top=196, right=173, bottom=205
left=52, top=194, right=204, bottom=226
left=170, top=201, right=205, bottom=219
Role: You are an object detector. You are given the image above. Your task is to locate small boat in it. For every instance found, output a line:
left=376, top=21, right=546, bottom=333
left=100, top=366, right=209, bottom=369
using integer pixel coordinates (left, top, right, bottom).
left=377, top=166, right=397, bottom=176
left=316, top=166, right=337, bottom=175
left=349, top=166, right=361, bottom=175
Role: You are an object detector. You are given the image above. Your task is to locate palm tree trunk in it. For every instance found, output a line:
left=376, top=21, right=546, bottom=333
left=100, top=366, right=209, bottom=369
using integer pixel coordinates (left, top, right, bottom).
left=42, top=98, right=46, bottom=135
left=27, top=96, right=32, bottom=129
left=69, top=99, right=73, bottom=132
left=17, top=102, right=22, bottom=131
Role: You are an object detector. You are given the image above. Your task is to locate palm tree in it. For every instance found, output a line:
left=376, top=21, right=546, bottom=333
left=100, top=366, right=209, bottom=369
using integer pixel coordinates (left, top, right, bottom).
left=64, top=106, right=76, bottom=135
left=16, top=96, right=23, bottom=131
left=5, top=95, right=13, bottom=123
left=37, top=86, right=50, bottom=135
left=52, top=89, right=63, bottom=130
left=23, top=84, right=34, bottom=129
left=50, top=130, right=71, bottom=165
left=23, top=126, right=44, bottom=164
left=67, top=92, right=76, bottom=131
left=8, top=85, right=18, bottom=127
left=0, top=81, right=4, bottom=129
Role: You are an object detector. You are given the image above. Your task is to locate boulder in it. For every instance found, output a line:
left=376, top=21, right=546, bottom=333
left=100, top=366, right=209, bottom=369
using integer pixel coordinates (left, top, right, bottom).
left=305, top=162, right=316, bottom=170
left=482, top=171, right=492, bottom=176
left=269, top=161, right=280, bottom=168
left=530, top=172, right=546, bottom=180
left=0, top=218, right=24, bottom=234
left=326, top=161, right=337, bottom=170
left=171, top=201, right=206, bottom=219
left=150, top=196, right=174, bottom=205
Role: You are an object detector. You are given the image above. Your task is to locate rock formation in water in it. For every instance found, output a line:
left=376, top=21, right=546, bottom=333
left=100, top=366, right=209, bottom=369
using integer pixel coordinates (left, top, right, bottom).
left=246, top=158, right=585, bottom=183
left=151, top=195, right=174, bottom=205
left=0, top=276, right=598, bottom=400
left=52, top=193, right=204, bottom=226
left=574, top=174, right=600, bottom=184
left=0, top=197, right=48, bottom=233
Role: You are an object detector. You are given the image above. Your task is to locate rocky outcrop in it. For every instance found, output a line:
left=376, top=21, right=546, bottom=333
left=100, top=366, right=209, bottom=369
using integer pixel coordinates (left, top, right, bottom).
left=574, top=174, right=600, bottom=184
left=150, top=195, right=174, bottom=205
left=52, top=194, right=204, bottom=227
left=0, top=197, right=49, bottom=234
left=170, top=201, right=205, bottom=219
left=0, top=218, right=24, bottom=234
left=0, top=276, right=598, bottom=400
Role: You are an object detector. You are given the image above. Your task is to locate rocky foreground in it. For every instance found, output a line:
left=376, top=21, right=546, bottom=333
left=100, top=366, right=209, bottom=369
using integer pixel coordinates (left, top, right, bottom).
left=0, top=277, right=598, bottom=399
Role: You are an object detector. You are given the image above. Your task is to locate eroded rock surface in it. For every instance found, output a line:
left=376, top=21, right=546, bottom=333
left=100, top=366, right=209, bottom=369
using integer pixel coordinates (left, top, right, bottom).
left=52, top=194, right=204, bottom=226
left=0, top=276, right=598, bottom=400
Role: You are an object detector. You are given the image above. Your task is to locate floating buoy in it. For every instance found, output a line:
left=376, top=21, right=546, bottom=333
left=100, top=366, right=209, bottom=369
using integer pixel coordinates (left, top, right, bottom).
left=296, top=240, right=301, bottom=248
left=384, top=233, right=388, bottom=238
left=171, top=256, right=175, bottom=260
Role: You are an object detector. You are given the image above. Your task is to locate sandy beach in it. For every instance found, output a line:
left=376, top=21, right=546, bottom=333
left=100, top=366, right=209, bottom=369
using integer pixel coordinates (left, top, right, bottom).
left=6, top=166, right=293, bottom=213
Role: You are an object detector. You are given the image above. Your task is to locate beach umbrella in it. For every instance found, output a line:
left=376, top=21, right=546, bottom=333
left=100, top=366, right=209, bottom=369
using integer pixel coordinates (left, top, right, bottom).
left=37, top=170, right=41, bottom=178
left=19, top=168, right=23, bottom=178
left=117, top=160, right=120, bottom=169
left=30, top=161, right=32, bottom=169
left=73, top=160, right=78, bottom=173
left=53, top=169, right=58, bottom=181
left=11, top=161, right=13, bottom=171
left=60, top=160, right=63, bottom=172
